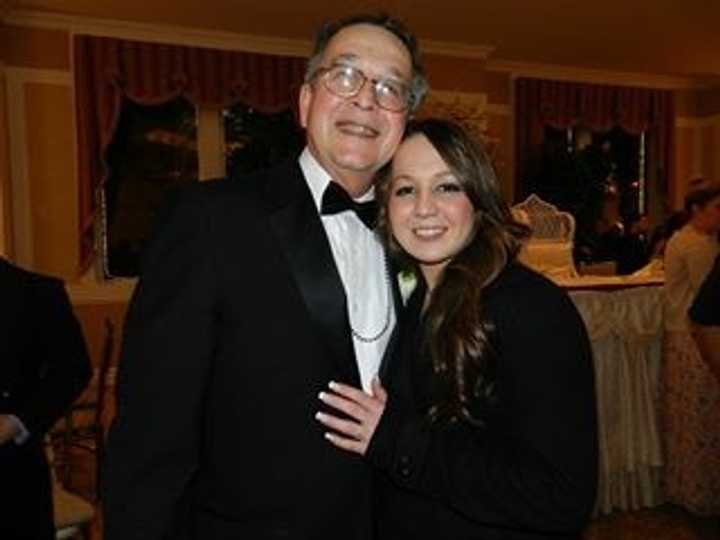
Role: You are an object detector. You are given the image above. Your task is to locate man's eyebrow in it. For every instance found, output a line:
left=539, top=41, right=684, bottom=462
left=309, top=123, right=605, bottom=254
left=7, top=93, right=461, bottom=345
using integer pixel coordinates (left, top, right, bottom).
left=329, top=53, right=408, bottom=82
left=329, top=53, right=359, bottom=65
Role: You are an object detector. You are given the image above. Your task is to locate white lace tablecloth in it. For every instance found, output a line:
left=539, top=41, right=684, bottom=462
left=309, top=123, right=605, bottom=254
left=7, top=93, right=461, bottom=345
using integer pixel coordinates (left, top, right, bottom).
left=567, top=284, right=665, bottom=515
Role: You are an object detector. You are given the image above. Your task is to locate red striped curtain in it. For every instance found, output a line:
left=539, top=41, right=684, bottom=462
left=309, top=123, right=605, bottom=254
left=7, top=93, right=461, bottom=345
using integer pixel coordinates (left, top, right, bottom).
left=74, top=35, right=306, bottom=270
left=514, top=78, right=675, bottom=202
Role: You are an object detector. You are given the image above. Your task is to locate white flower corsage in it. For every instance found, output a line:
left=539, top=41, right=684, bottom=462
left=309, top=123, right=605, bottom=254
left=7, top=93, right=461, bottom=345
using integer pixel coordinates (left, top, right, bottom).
left=397, top=270, right=418, bottom=305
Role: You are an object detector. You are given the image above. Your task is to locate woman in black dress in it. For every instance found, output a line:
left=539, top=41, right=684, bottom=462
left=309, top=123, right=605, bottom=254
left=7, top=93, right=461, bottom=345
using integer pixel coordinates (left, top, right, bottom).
left=316, top=118, right=598, bottom=540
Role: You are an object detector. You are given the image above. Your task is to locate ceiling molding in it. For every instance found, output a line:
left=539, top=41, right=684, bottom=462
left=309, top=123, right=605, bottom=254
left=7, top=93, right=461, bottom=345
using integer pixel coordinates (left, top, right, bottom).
left=4, top=8, right=312, bottom=57
left=4, top=66, right=71, bottom=85
left=5, top=8, right=495, bottom=60
left=423, top=40, right=494, bottom=60
left=487, top=59, right=707, bottom=90
left=7, top=8, right=711, bottom=88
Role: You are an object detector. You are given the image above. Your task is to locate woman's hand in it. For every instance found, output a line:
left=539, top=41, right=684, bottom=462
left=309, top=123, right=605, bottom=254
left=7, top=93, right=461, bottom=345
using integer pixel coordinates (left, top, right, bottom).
left=315, top=377, right=387, bottom=456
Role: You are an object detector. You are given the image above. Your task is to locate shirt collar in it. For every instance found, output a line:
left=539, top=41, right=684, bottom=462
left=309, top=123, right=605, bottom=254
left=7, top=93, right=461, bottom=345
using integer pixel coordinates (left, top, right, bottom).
left=299, top=147, right=375, bottom=213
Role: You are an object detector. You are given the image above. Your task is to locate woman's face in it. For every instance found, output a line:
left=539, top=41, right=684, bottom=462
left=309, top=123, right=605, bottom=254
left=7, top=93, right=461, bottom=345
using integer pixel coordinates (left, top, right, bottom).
left=387, top=134, right=475, bottom=289
left=693, top=194, right=720, bottom=234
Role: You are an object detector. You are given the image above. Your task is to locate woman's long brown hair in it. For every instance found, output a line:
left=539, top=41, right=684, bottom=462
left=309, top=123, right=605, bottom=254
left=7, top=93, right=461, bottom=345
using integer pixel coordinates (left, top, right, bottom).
left=377, top=118, right=530, bottom=425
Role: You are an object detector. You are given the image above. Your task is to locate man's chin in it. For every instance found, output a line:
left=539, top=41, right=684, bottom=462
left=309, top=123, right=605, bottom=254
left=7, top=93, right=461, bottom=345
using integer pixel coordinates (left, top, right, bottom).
left=332, top=151, right=389, bottom=175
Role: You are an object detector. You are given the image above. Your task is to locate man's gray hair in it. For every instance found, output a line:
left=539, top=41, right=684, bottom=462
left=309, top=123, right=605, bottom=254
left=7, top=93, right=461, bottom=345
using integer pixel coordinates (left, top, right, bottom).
left=305, top=13, right=429, bottom=112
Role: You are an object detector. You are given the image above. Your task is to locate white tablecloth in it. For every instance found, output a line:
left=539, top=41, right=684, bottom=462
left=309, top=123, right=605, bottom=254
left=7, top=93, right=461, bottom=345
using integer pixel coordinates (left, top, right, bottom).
left=568, top=285, right=664, bottom=515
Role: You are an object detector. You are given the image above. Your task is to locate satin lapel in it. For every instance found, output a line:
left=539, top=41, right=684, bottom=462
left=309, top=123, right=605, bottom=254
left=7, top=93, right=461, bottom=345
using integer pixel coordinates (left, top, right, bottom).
left=265, top=163, right=360, bottom=386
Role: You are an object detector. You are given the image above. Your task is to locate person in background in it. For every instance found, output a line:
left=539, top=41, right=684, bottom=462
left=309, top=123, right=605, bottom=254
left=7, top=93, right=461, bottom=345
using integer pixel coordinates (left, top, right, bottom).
left=646, top=210, right=688, bottom=262
left=571, top=126, right=614, bottom=263
left=102, top=12, right=428, bottom=540
left=0, top=257, right=91, bottom=540
left=689, top=253, right=720, bottom=381
left=662, top=178, right=720, bottom=516
left=316, top=119, right=598, bottom=540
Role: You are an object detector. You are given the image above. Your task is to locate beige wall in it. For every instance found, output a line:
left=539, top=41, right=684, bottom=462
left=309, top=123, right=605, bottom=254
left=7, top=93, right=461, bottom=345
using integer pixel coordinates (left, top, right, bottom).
left=73, top=302, right=128, bottom=368
left=674, top=85, right=720, bottom=209
left=0, top=67, right=12, bottom=257
left=674, top=126, right=695, bottom=207
left=674, top=121, right=720, bottom=208
left=24, top=82, right=79, bottom=277
left=700, top=125, right=717, bottom=180
left=3, top=25, right=70, bottom=70
left=426, top=54, right=511, bottom=102
left=486, top=111, right=514, bottom=201
left=4, top=24, right=79, bottom=277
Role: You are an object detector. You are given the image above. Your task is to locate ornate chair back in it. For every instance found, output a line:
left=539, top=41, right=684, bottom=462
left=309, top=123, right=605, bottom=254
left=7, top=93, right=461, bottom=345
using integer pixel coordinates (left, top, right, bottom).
left=511, top=194, right=579, bottom=279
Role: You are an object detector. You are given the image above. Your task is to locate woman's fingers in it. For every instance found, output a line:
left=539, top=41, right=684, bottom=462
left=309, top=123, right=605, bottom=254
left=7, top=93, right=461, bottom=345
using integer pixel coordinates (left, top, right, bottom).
left=318, top=390, right=366, bottom=421
left=327, top=381, right=376, bottom=408
left=371, top=376, right=387, bottom=403
left=323, top=431, right=364, bottom=454
left=315, top=411, right=363, bottom=439
left=315, top=411, right=366, bottom=455
left=315, top=380, right=388, bottom=456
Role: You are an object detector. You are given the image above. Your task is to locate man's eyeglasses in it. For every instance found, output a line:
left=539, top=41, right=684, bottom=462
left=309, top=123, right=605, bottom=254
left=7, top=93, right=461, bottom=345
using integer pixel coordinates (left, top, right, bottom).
left=312, top=64, right=412, bottom=113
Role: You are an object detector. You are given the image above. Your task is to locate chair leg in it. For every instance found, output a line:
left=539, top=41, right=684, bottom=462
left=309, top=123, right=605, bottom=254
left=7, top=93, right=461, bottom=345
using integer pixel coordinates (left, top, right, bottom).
left=94, top=439, right=103, bottom=502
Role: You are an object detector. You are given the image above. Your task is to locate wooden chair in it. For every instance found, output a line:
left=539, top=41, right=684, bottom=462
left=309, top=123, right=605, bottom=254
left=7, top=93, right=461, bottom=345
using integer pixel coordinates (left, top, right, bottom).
left=60, top=317, right=116, bottom=500
left=45, top=437, right=95, bottom=540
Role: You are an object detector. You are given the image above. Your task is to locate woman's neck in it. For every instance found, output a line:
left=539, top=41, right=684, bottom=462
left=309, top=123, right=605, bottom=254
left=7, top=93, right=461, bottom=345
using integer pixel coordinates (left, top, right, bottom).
left=420, top=263, right=445, bottom=295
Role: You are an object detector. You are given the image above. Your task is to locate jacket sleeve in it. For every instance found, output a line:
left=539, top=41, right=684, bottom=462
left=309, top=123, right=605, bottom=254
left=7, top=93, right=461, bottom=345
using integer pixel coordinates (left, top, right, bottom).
left=16, top=277, right=92, bottom=438
left=103, top=186, right=219, bottom=540
left=368, top=280, right=598, bottom=534
left=689, top=254, right=720, bottom=325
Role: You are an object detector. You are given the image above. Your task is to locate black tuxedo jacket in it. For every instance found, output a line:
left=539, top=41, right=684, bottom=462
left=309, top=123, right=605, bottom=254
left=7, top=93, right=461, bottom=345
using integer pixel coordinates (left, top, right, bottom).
left=0, top=258, right=91, bottom=540
left=103, top=160, right=401, bottom=540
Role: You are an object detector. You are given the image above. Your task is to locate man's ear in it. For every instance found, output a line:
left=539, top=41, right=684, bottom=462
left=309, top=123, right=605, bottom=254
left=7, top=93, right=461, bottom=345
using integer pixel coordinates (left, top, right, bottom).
left=298, top=83, right=312, bottom=129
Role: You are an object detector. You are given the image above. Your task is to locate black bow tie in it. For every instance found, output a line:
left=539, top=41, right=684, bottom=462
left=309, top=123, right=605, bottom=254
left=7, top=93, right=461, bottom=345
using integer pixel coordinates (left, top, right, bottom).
left=321, top=182, right=378, bottom=230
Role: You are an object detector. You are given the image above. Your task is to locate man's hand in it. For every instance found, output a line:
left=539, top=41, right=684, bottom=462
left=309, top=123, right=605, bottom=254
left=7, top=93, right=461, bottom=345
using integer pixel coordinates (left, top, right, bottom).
left=0, top=414, right=20, bottom=445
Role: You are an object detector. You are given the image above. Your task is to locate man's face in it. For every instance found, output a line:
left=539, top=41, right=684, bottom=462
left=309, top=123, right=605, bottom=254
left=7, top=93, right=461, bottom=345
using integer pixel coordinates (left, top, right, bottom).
left=299, top=23, right=412, bottom=197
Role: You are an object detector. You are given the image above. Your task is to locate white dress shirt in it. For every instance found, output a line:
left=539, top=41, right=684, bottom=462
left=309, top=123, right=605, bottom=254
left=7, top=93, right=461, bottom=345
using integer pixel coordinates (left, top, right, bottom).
left=299, top=148, right=395, bottom=392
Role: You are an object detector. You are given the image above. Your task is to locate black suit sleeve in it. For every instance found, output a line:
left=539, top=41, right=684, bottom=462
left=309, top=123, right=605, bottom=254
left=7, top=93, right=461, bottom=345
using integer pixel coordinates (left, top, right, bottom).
left=103, top=186, right=219, bottom=540
left=369, top=272, right=598, bottom=533
left=16, top=276, right=92, bottom=438
left=689, top=253, right=720, bottom=326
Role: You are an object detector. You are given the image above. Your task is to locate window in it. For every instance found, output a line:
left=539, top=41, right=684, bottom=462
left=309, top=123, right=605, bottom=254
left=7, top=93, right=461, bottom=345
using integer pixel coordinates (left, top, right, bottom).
left=101, top=99, right=303, bottom=278
left=103, top=97, right=198, bottom=277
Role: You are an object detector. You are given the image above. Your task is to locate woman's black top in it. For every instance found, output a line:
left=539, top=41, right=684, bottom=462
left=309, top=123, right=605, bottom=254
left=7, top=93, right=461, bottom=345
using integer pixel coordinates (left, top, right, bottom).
left=368, top=262, right=598, bottom=540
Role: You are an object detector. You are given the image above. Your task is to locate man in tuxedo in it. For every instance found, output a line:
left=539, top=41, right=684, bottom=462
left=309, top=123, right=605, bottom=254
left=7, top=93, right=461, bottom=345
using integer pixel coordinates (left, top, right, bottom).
left=0, top=257, right=91, bottom=540
left=103, top=13, right=428, bottom=540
